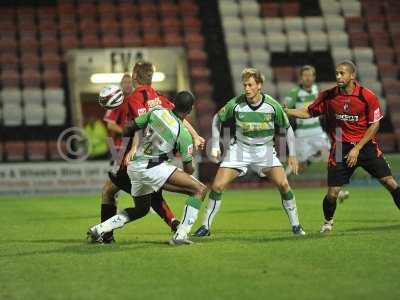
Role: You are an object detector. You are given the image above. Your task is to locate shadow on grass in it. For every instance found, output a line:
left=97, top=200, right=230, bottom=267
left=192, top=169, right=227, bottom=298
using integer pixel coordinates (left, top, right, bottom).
left=0, top=238, right=171, bottom=258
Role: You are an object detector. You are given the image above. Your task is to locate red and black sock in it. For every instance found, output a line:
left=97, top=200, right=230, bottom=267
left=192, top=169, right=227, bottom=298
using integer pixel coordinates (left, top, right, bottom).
left=390, top=187, right=400, bottom=209
left=323, top=195, right=337, bottom=221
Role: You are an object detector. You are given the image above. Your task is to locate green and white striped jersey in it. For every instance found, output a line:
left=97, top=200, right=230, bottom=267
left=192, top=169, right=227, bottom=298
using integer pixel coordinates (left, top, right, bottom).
left=217, top=93, right=289, bottom=147
left=133, top=108, right=193, bottom=163
left=285, top=84, right=323, bottom=137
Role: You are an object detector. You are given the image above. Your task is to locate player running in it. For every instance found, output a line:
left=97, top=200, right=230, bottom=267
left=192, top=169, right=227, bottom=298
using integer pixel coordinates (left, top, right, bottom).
left=194, top=68, right=306, bottom=237
left=88, top=91, right=207, bottom=245
left=284, top=60, right=400, bottom=233
left=284, top=65, right=349, bottom=202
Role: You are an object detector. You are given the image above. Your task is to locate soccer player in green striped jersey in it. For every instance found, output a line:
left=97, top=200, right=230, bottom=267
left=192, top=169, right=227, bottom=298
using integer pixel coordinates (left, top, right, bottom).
left=194, top=68, right=306, bottom=237
left=87, top=91, right=207, bottom=245
left=284, top=66, right=349, bottom=201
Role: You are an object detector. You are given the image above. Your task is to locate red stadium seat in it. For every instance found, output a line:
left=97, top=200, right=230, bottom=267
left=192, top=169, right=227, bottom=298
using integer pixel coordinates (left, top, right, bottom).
left=346, top=17, right=365, bottom=33
left=274, top=66, right=295, bottom=81
left=179, top=1, right=199, bottom=16
left=43, top=69, right=63, bottom=88
left=22, top=69, right=42, bottom=87
left=161, top=18, right=182, bottom=33
left=48, top=140, right=66, bottom=161
left=184, top=32, right=205, bottom=48
left=160, top=2, right=179, bottom=18
left=366, top=16, right=386, bottom=33
left=60, top=34, right=79, bottom=50
left=80, top=34, right=100, bottom=48
left=77, top=2, right=97, bottom=16
left=20, top=52, right=41, bottom=71
left=97, top=2, right=117, bottom=17
left=79, top=17, right=98, bottom=34
left=374, top=47, right=395, bottom=65
left=19, top=36, right=40, bottom=50
left=195, top=98, right=216, bottom=115
left=121, top=33, right=143, bottom=47
left=370, top=32, right=391, bottom=48
left=100, top=33, right=122, bottom=48
left=164, top=34, right=184, bottom=46
left=138, top=2, right=158, bottom=18
left=281, top=2, right=300, bottom=16
left=5, top=142, right=25, bottom=162
left=116, top=2, right=136, bottom=18
left=378, top=64, right=399, bottom=80
left=141, top=18, right=161, bottom=35
left=99, top=18, right=120, bottom=35
left=382, top=79, right=400, bottom=96
left=1, top=70, right=20, bottom=87
left=143, top=34, right=164, bottom=46
left=27, top=141, right=48, bottom=161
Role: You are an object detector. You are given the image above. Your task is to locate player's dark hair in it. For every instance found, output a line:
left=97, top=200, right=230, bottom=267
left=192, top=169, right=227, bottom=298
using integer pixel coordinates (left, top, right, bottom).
left=337, top=60, right=357, bottom=73
left=173, top=91, right=195, bottom=114
left=299, top=65, right=316, bottom=76
left=132, top=60, right=154, bottom=85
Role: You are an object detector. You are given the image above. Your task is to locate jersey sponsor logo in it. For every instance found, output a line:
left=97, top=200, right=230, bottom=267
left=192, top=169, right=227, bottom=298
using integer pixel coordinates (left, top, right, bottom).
left=335, top=114, right=359, bottom=122
left=238, top=121, right=269, bottom=132
left=373, top=108, right=381, bottom=122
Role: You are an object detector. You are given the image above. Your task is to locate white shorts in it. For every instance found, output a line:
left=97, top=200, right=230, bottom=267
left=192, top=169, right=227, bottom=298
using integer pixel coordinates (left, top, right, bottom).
left=296, top=133, right=330, bottom=163
left=220, top=143, right=282, bottom=177
left=127, top=160, right=177, bottom=197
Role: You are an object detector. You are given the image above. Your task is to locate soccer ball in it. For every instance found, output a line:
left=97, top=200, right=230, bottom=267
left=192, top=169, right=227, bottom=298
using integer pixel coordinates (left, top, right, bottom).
left=98, top=85, right=124, bottom=109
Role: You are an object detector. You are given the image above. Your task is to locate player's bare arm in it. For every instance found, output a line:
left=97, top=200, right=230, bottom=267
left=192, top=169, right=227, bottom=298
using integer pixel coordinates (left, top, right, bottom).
left=345, top=121, right=380, bottom=167
left=106, top=122, right=123, bottom=135
left=284, top=106, right=312, bottom=119
left=124, top=132, right=140, bottom=166
left=182, top=119, right=205, bottom=150
left=210, top=114, right=221, bottom=162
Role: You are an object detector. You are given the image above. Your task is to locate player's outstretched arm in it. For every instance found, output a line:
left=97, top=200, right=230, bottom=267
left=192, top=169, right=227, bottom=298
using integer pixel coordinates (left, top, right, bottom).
left=284, top=106, right=311, bottom=119
left=183, top=119, right=205, bottom=150
left=106, top=122, right=123, bottom=135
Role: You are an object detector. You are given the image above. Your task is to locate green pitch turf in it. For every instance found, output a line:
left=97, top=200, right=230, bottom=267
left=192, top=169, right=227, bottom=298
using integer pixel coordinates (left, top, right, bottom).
left=0, top=187, right=399, bottom=300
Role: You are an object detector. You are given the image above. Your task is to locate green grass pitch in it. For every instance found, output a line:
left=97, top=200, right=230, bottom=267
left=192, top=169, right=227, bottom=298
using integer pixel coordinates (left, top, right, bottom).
left=0, top=187, right=399, bottom=300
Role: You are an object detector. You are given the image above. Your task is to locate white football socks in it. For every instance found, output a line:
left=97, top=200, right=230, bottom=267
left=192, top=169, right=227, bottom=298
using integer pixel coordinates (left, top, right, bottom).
left=202, top=199, right=222, bottom=230
left=282, top=198, right=300, bottom=227
left=94, top=212, right=129, bottom=234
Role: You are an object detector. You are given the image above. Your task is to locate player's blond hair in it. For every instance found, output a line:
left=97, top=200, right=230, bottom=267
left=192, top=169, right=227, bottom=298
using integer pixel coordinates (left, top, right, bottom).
left=133, top=60, right=154, bottom=85
left=299, top=65, right=316, bottom=76
left=241, top=68, right=264, bottom=84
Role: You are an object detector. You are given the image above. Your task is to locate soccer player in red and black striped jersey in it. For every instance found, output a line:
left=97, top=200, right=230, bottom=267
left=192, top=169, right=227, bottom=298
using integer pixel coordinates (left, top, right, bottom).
left=285, top=61, right=400, bottom=233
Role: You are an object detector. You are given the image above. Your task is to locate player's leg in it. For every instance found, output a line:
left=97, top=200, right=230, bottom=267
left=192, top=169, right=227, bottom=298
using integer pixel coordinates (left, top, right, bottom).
left=88, top=194, right=152, bottom=243
left=150, top=190, right=180, bottom=231
left=320, top=160, right=355, bottom=232
left=264, top=166, right=305, bottom=235
left=320, top=186, right=342, bottom=232
left=101, top=179, right=119, bottom=222
left=361, top=154, right=400, bottom=209
left=194, top=167, right=241, bottom=237
left=164, top=169, right=208, bottom=244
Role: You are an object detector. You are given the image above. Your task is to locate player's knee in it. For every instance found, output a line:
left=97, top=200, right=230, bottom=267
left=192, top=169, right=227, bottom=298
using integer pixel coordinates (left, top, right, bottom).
left=380, top=176, right=398, bottom=191
left=328, top=188, right=341, bottom=199
left=211, top=181, right=226, bottom=194
left=194, top=182, right=207, bottom=199
left=277, top=179, right=290, bottom=193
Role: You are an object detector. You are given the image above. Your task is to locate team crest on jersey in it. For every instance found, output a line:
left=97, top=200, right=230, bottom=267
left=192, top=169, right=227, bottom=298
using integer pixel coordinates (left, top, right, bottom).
left=343, top=101, right=350, bottom=112
left=147, top=97, right=162, bottom=110
left=138, top=108, right=146, bottom=115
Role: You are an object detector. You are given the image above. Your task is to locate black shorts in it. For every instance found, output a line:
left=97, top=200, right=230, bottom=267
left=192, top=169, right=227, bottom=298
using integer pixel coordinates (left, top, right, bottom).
left=328, top=142, right=392, bottom=186
left=108, top=169, right=131, bottom=194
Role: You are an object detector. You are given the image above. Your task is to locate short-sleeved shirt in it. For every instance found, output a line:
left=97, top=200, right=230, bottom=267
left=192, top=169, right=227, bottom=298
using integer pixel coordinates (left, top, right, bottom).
left=218, top=93, right=289, bottom=147
left=307, top=82, right=383, bottom=144
left=133, top=108, right=193, bottom=163
left=285, top=84, right=323, bottom=137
